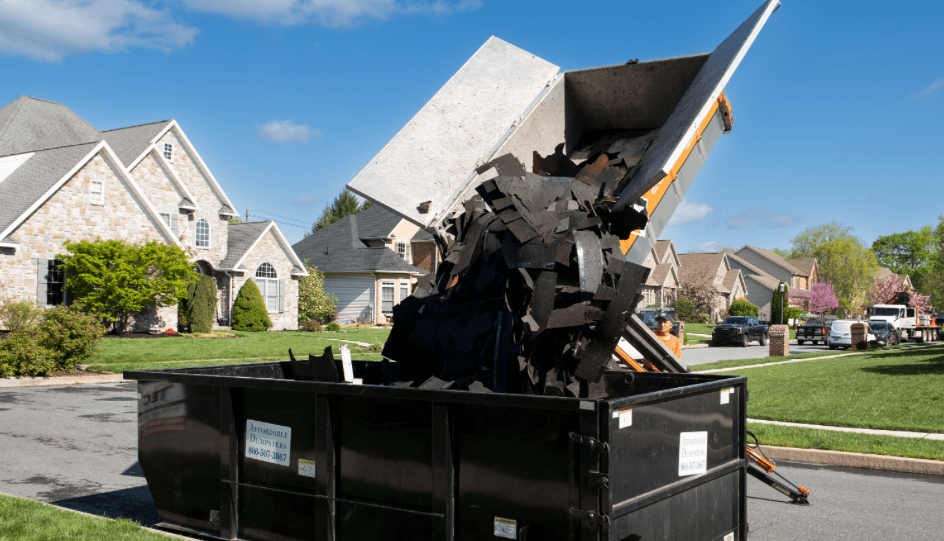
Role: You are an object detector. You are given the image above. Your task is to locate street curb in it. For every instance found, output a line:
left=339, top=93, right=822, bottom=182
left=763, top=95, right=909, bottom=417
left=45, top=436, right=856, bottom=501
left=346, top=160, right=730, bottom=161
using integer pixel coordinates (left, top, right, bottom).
left=681, top=343, right=709, bottom=349
left=0, top=491, right=190, bottom=539
left=759, top=445, right=944, bottom=477
left=0, top=374, right=125, bottom=388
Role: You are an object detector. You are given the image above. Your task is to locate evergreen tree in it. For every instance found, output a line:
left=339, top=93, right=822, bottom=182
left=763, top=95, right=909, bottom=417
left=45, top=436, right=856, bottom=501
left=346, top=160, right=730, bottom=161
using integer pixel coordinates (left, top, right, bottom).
left=311, top=189, right=373, bottom=233
left=232, top=280, right=272, bottom=332
left=187, top=275, right=217, bottom=333
left=771, top=282, right=788, bottom=325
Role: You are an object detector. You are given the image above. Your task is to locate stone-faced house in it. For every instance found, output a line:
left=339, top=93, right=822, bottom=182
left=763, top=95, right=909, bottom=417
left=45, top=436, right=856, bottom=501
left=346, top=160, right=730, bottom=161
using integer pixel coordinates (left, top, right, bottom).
left=640, top=239, right=681, bottom=308
left=0, top=96, right=307, bottom=331
left=292, top=205, right=438, bottom=325
left=676, top=252, right=748, bottom=321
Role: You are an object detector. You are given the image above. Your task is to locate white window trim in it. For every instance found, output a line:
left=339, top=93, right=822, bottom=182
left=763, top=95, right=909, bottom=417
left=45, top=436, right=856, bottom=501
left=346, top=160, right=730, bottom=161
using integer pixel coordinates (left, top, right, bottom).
left=380, top=281, right=396, bottom=316
left=399, top=280, right=409, bottom=304
left=90, top=179, right=104, bottom=205
left=159, top=212, right=172, bottom=227
left=396, top=240, right=408, bottom=261
left=195, top=218, right=211, bottom=248
left=163, top=143, right=174, bottom=162
left=255, top=263, right=279, bottom=313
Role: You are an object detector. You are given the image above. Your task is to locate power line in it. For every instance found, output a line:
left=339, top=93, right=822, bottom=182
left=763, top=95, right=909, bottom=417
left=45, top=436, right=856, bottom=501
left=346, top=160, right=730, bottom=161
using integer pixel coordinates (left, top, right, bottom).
left=246, top=209, right=313, bottom=229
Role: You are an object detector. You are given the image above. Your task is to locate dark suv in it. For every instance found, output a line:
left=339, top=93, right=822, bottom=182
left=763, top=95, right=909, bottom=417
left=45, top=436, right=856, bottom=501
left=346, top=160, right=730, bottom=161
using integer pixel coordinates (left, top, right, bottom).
left=711, top=316, right=768, bottom=347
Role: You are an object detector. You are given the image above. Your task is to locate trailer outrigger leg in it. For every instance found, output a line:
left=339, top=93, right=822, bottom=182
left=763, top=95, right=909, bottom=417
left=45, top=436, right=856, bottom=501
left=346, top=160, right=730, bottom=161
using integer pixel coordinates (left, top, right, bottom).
left=746, top=431, right=811, bottom=505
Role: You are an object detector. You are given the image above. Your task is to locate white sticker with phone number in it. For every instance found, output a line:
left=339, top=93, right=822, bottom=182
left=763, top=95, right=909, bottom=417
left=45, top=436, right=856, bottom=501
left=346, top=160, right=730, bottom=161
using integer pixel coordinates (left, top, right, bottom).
left=494, top=517, right=516, bottom=539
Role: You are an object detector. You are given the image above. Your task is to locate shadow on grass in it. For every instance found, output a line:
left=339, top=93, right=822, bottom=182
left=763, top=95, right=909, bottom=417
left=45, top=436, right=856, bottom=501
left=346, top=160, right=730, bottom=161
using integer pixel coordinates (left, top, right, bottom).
left=860, top=353, right=944, bottom=376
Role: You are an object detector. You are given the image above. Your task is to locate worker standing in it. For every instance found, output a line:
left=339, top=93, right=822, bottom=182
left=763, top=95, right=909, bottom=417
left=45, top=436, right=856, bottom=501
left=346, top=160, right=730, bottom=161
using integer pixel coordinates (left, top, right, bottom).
left=654, top=315, right=682, bottom=358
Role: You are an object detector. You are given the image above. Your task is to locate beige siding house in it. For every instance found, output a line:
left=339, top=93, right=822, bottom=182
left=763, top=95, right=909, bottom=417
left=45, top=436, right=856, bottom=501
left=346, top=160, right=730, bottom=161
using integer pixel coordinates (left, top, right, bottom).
left=677, top=252, right=747, bottom=321
left=0, top=96, right=307, bottom=331
left=640, top=239, right=681, bottom=308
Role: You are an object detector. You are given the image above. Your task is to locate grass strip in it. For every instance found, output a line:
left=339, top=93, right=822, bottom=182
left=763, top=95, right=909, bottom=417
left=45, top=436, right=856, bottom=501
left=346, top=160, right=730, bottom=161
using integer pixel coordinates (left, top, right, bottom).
left=747, top=422, right=944, bottom=462
left=90, top=329, right=390, bottom=365
left=90, top=354, right=387, bottom=374
left=0, top=493, right=168, bottom=541
left=740, top=347, right=944, bottom=433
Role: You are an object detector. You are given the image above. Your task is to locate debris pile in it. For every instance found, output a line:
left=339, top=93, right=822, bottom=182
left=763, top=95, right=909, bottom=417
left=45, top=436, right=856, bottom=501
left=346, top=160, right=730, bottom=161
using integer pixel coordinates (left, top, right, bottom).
left=381, top=131, right=664, bottom=396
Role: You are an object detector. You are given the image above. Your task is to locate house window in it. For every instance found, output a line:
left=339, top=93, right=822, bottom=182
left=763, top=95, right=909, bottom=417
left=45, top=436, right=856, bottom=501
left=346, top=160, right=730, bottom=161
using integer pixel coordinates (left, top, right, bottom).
left=400, top=282, right=409, bottom=304
left=159, top=212, right=171, bottom=227
left=90, top=180, right=104, bottom=205
left=396, top=241, right=408, bottom=260
left=195, top=219, right=210, bottom=247
left=46, top=259, right=66, bottom=306
left=381, top=282, right=395, bottom=315
left=164, top=143, right=173, bottom=161
left=255, top=263, right=279, bottom=312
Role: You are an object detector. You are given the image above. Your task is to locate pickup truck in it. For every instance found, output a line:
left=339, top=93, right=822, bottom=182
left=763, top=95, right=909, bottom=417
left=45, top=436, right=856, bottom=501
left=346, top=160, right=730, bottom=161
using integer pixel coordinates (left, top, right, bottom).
left=711, top=316, right=769, bottom=347
left=796, top=317, right=833, bottom=345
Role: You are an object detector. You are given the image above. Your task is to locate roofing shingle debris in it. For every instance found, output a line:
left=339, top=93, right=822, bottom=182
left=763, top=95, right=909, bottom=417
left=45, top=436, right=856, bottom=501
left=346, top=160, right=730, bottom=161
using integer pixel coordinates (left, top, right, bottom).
left=371, top=133, right=670, bottom=397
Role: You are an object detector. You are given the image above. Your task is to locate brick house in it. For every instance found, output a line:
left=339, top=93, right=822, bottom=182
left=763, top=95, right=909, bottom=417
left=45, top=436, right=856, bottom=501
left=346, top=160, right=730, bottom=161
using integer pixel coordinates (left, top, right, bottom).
left=291, top=205, right=439, bottom=324
left=0, top=96, right=307, bottom=331
left=676, top=252, right=748, bottom=321
left=640, top=239, right=681, bottom=308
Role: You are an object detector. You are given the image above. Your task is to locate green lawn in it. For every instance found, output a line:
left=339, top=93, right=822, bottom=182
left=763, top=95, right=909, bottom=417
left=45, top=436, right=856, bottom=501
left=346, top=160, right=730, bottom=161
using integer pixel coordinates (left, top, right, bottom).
left=88, top=328, right=391, bottom=365
left=89, top=353, right=387, bottom=374
left=0, top=494, right=168, bottom=541
left=747, top=422, right=944, bottom=462
left=739, top=346, right=944, bottom=433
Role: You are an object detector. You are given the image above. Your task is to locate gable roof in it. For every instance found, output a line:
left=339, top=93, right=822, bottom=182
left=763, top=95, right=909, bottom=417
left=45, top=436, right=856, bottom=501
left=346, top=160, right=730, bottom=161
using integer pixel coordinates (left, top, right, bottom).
left=721, top=268, right=743, bottom=294
left=292, top=211, right=427, bottom=275
left=352, top=205, right=403, bottom=238
left=725, top=251, right=768, bottom=277
left=788, top=257, right=817, bottom=276
left=678, top=252, right=727, bottom=285
left=647, top=262, right=678, bottom=288
left=738, top=245, right=802, bottom=275
left=745, top=272, right=781, bottom=292
left=101, top=120, right=173, bottom=167
left=0, top=97, right=101, bottom=157
left=219, top=220, right=308, bottom=276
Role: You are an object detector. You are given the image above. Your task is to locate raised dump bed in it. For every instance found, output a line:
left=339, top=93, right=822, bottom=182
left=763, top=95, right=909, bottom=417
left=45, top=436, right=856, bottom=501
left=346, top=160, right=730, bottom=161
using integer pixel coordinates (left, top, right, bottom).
left=127, top=361, right=747, bottom=541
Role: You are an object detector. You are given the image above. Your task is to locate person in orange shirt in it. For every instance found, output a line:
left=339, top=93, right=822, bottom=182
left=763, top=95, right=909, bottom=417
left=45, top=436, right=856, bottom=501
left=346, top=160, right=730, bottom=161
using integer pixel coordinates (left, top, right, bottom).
left=654, top=315, right=682, bottom=358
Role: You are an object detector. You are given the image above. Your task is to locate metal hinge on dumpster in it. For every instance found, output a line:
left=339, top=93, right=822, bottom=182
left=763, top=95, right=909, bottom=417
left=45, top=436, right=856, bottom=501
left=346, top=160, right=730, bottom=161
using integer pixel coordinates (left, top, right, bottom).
left=569, top=508, right=610, bottom=525
left=569, top=432, right=609, bottom=454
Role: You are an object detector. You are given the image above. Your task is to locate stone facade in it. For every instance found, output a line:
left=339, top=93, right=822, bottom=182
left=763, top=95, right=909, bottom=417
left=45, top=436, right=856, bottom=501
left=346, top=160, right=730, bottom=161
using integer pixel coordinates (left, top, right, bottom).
left=0, top=153, right=174, bottom=332
left=231, top=229, right=300, bottom=331
left=131, top=152, right=187, bottom=243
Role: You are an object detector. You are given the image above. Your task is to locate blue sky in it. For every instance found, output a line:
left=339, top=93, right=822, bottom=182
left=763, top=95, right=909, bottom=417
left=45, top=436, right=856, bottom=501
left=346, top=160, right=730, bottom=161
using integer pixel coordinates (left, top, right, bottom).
left=2, top=0, right=941, bottom=252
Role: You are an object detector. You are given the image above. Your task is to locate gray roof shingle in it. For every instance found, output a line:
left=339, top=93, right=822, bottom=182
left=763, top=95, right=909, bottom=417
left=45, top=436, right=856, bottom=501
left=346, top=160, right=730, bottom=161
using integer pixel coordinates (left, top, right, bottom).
left=101, top=121, right=171, bottom=167
left=741, top=246, right=802, bottom=275
left=0, top=97, right=101, bottom=157
left=219, top=221, right=272, bottom=270
left=0, top=142, right=100, bottom=236
left=292, top=210, right=427, bottom=275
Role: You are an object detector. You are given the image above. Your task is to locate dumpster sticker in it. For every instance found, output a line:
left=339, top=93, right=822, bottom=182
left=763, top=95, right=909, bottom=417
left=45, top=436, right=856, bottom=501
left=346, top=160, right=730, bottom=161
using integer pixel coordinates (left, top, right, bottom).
left=724, top=532, right=735, bottom=541
left=298, top=459, right=316, bottom=479
left=678, top=431, right=708, bottom=476
left=720, top=388, right=730, bottom=404
left=494, top=517, right=517, bottom=539
left=246, top=420, right=291, bottom=467
left=619, top=408, right=633, bottom=429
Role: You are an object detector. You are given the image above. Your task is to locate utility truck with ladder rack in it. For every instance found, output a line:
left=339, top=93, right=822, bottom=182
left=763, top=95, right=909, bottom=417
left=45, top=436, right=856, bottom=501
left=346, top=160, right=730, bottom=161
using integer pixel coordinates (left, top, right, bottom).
left=869, top=292, right=940, bottom=343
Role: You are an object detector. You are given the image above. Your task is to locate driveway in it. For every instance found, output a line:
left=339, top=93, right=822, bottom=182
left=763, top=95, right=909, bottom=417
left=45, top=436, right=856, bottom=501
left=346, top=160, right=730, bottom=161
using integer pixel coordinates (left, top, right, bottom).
left=2, top=381, right=944, bottom=540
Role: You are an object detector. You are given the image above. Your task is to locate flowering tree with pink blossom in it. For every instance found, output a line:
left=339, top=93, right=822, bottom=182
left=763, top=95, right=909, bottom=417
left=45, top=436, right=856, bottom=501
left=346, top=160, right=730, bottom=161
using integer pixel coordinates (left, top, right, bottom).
left=865, top=273, right=932, bottom=314
left=789, top=281, right=839, bottom=315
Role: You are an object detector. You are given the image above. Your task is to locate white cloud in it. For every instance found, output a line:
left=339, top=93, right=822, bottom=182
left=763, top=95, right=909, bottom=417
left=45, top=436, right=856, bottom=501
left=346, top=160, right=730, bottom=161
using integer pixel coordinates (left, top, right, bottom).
left=908, top=77, right=944, bottom=99
left=694, top=241, right=722, bottom=253
left=292, top=195, right=318, bottom=206
left=668, top=200, right=714, bottom=226
left=184, top=0, right=482, bottom=26
left=0, top=0, right=198, bottom=62
left=256, top=120, right=320, bottom=144
left=727, top=207, right=803, bottom=229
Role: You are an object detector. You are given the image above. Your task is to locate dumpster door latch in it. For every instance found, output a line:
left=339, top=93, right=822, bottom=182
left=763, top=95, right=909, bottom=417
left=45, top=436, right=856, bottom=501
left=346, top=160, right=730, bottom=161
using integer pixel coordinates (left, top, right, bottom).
left=568, top=432, right=609, bottom=454
left=569, top=508, right=610, bottom=525
left=588, top=471, right=609, bottom=489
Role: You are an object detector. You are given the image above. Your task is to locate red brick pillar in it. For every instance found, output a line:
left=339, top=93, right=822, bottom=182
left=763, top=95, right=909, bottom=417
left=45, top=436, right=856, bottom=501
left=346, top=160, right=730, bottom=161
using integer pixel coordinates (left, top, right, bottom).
left=769, top=325, right=789, bottom=357
left=851, top=322, right=868, bottom=350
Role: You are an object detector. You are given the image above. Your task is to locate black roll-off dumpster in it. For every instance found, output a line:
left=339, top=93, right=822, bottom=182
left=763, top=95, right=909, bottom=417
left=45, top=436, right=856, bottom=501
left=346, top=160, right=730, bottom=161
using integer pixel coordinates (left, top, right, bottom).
left=129, top=361, right=747, bottom=540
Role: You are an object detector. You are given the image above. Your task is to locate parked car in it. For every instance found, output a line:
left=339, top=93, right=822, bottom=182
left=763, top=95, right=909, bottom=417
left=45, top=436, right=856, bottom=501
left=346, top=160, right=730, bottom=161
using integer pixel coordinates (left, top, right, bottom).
left=711, top=316, right=768, bottom=347
left=827, top=320, right=877, bottom=350
left=796, top=317, right=832, bottom=345
left=637, top=311, right=680, bottom=338
left=868, top=320, right=899, bottom=346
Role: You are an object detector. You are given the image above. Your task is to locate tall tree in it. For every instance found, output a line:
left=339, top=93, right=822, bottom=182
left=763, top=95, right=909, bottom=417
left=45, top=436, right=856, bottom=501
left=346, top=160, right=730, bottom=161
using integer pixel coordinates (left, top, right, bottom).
left=871, top=228, right=933, bottom=284
left=786, top=223, right=879, bottom=317
left=311, top=189, right=373, bottom=233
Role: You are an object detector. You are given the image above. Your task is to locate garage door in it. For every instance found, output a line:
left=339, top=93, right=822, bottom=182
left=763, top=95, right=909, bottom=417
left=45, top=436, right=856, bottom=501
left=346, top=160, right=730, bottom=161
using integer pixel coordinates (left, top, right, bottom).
left=325, top=274, right=374, bottom=323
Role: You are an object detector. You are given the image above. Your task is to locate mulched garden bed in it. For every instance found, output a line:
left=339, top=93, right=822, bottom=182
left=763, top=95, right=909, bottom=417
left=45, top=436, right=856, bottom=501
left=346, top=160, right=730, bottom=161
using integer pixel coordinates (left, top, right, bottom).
left=103, top=332, right=184, bottom=339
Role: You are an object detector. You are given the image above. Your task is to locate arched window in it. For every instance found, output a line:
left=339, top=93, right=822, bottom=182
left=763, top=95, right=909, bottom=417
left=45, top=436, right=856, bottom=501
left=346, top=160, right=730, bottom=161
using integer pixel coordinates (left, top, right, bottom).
left=255, top=262, right=278, bottom=312
left=195, top=219, right=210, bottom=247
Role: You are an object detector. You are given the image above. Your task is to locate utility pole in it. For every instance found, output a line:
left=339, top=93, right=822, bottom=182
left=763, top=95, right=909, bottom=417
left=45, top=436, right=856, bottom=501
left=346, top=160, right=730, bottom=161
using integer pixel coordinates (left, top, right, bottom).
left=245, top=209, right=249, bottom=222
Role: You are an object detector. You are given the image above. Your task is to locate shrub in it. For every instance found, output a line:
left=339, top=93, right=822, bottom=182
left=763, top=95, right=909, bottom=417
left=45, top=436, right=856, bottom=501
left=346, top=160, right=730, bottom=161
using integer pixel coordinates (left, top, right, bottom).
left=300, top=320, right=322, bottom=332
left=324, top=322, right=341, bottom=332
left=298, top=263, right=337, bottom=324
left=187, top=275, right=217, bottom=334
left=728, top=297, right=759, bottom=317
left=232, top=280, right=271, bottom=332
left=37, top=307, right=106, bottom=372
left=696, top=313, right=711, bottom=324
left=675, top=298, right=696, bottom=322
left=0, top=330, right=53, bottom=377
left=0, top=299, right=43, bottom=333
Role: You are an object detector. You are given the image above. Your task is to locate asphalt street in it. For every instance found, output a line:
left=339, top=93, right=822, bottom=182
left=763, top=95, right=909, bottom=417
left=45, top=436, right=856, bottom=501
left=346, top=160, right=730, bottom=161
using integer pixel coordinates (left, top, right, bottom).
left=2, top=381, right=944, bottom=540
left=683, top=342, right=832, bottom=366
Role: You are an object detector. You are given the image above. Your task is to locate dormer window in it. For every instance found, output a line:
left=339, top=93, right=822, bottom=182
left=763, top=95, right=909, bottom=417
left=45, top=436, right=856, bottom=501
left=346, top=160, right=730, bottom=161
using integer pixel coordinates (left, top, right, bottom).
left=90, top=180, right=104, bottom=205
left=164, top=143, right=173, bottom=161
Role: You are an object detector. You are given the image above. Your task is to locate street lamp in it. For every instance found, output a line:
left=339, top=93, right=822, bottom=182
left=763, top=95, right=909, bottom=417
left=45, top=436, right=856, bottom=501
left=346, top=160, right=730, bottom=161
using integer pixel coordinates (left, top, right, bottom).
left=778, top=283, right=785, bottom=326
